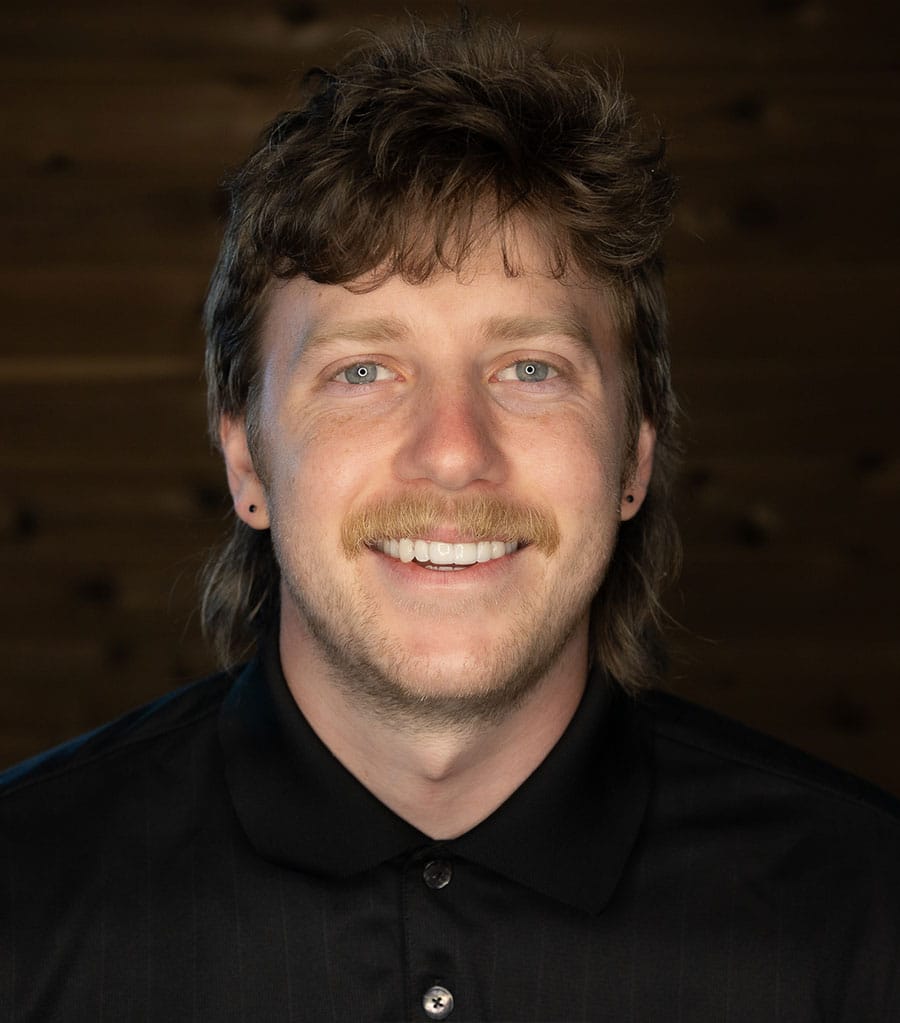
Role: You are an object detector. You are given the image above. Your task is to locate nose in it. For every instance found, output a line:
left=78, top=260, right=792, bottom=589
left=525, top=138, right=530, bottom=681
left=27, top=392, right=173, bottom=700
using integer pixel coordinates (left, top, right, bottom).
left=394, top=380, right=506, bottom=491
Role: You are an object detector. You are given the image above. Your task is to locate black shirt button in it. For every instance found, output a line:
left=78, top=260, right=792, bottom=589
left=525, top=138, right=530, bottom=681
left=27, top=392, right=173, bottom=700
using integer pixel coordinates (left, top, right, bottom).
left=422, top=985, right=454, bottom=1019
left=423, top=859, right=453, bottom=889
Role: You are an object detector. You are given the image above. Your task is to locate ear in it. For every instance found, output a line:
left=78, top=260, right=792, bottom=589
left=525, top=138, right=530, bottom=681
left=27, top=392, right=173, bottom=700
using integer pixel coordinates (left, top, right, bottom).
left=219, top=415, right=270, bottom=530
left=620, top=419, right=655, bottom=522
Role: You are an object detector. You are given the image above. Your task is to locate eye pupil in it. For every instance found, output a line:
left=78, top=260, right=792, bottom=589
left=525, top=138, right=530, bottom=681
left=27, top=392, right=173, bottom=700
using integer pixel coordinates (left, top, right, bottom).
left=515, top=360, right=549, bottom=382
left=345, top=362, right=378, bottom=384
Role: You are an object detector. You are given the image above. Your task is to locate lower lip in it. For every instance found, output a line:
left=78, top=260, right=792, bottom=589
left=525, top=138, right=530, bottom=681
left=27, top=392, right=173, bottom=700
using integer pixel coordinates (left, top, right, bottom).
left=368, top=546, right=520, bottom=586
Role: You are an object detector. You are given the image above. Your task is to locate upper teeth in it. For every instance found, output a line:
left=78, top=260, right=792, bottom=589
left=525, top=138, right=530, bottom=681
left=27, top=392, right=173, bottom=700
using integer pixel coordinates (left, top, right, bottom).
left=374, top=539, right=518, bottom=565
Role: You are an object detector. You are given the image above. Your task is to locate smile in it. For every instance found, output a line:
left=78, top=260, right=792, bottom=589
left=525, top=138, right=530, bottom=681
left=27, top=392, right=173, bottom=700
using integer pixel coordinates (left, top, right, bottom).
left=372, top=539, right=519, bottom=568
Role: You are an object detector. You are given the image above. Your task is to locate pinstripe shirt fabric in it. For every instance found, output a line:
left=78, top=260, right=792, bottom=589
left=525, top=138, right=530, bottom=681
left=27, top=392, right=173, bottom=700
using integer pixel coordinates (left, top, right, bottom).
left=1, top=639, right=898, bottom=1022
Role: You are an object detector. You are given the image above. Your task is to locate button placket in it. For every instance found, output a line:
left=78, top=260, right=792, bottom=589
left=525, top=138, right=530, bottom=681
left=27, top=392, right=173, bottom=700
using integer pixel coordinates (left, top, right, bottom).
left=403, top=849, right=459, bottom=1021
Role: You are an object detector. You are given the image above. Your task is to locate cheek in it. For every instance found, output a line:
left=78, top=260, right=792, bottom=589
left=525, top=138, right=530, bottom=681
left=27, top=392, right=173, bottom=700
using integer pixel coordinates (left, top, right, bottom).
left=518, top=409, right=623, bottom=506
left=266, top=414, right=388, bottom=532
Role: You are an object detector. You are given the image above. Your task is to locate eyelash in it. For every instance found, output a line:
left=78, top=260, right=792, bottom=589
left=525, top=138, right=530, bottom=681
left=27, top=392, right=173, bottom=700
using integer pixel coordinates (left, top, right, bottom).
left=329, top=357, right=562, bottom=388
left=332, top=361, right=396, bottom=386
left=494, top=359, right=560, bottom=384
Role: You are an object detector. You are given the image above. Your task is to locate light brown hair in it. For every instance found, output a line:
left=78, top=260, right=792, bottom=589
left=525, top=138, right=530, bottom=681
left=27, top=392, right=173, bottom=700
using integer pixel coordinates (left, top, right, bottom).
left=202, top=17, right=680, bottom=689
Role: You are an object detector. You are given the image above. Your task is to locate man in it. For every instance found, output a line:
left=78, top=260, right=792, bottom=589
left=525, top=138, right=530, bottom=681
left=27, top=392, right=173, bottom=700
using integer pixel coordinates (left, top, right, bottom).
left=1, top=18, right=897, bottom=1022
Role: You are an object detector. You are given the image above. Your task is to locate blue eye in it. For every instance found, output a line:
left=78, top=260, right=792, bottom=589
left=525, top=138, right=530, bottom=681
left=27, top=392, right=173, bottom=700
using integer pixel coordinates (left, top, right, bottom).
left=338, top=362, right=386, bottom=384
left=496, top=360, right=557, bottom=383
left=516, top=361, right=550, bottom=381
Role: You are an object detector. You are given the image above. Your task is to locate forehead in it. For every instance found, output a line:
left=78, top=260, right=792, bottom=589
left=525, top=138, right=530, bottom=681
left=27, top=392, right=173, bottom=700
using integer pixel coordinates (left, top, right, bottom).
left=259, top=225, right=621, bottom=369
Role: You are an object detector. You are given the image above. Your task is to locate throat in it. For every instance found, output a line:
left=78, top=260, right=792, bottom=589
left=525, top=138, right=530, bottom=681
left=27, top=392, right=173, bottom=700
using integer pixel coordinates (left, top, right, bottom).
left=358, top=725, right=539, bottom=839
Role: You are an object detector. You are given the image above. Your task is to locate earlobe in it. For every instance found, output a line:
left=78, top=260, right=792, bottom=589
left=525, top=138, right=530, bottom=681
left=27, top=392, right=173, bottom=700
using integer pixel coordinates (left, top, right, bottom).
left=620, top=420, right=656, bottom=522
left=219, top=415, right=270, bottom=530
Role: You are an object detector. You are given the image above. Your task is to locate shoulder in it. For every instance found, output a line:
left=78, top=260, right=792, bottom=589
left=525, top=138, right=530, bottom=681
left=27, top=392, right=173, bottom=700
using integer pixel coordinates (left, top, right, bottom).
left=638, top=687, right=900, bottom=831
left=0, top=670, right=234, bottom=806
left=629, top=691, right=900, bottom=1016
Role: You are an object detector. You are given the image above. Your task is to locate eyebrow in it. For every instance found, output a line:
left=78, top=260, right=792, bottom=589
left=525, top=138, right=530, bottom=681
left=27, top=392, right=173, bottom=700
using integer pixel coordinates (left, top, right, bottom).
left=289, top=317, right=411, bottom=370
left=302, top=317, right=411, bottom=350
left=291, top=312, right=600, bottom=366
left=480, top=314, right=597, bottom=357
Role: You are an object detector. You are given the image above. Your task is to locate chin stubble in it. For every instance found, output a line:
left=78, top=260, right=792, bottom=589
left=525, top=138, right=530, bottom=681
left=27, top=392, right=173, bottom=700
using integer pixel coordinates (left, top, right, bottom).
left=280, top=562, right=592, bottom=735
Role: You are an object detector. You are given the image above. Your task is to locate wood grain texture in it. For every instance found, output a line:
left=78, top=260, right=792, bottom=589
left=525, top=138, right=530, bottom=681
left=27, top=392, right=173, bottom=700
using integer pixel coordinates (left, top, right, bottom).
left=2, top=0, right=898, bottom=792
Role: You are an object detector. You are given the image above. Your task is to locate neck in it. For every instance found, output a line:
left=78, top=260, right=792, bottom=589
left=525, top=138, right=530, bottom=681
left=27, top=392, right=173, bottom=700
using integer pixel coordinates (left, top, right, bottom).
left=278, top=617, right=589, bottom=839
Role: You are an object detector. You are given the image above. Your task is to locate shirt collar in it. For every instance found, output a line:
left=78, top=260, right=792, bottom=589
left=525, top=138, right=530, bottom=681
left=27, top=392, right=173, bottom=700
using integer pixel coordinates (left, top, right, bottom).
left=219, top=636, right=652, bottom=914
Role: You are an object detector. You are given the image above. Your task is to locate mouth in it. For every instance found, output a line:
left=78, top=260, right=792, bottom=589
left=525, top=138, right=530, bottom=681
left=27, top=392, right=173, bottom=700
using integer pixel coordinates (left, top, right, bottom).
left=371, top=538, right=520, bottom=571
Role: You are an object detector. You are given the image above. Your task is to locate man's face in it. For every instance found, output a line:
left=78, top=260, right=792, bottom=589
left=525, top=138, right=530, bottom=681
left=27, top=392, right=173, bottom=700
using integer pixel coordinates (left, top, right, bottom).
left=222, top=228, right=653, bottom=727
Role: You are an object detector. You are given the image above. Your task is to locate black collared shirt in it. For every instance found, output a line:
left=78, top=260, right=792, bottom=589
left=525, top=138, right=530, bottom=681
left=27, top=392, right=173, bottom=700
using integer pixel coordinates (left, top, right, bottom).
left=1, top=639, right=898, bottom=1021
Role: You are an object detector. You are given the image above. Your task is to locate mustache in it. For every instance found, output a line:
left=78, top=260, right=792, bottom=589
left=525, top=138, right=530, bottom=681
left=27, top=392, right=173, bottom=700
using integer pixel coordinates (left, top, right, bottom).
left=341, top=493, right=560, bottom=557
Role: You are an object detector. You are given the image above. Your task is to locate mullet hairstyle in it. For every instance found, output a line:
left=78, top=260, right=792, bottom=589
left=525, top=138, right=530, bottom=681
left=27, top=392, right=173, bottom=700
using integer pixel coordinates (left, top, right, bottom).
left=202, top=17, right=680, bottom=690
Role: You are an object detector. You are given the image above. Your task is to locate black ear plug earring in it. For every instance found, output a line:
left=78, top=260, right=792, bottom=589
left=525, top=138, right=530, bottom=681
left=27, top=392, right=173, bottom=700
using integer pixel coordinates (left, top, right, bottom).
left=624, top=494, right=634, bottom=504
left=249, top=504, right=258, bottom=513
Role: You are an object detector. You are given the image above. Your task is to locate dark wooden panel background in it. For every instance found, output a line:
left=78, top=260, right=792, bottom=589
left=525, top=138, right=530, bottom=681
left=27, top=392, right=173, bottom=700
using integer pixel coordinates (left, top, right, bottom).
left=2, top=0, right=899, bottom=792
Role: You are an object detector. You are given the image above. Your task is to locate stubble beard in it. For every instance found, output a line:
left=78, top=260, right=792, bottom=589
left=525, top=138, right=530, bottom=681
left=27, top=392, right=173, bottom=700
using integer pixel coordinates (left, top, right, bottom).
left=273, top=525, right=614, bottom=735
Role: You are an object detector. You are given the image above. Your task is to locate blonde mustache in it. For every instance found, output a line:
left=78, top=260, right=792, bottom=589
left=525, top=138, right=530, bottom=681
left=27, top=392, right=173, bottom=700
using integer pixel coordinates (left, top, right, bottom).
left=341, top=494, right=560, bottom=557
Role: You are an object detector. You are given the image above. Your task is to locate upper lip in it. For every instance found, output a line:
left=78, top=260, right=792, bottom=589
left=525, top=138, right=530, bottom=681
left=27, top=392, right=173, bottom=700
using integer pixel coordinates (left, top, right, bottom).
left=371, top=527, right=511, bottom=544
